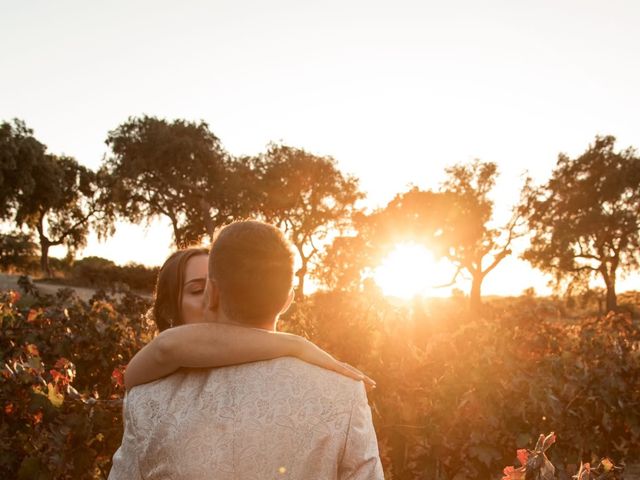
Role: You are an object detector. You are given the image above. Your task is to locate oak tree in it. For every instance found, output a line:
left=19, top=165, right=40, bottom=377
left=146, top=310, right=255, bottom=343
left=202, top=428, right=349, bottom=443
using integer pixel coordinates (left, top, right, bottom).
left=370, top=160, right=521, bottom=309
left=0, top=119, right=46, bottom=218
left=0, top=120, right=112, bottom=276
left=104, top=116, right=246, bottom=246
left=523, top=136, right=640, bottom=311
left=16, top=155, right=112, bottom=277
left=253, top=144, right=363, bottom=298
left=439, top=160, right=522, bottom=310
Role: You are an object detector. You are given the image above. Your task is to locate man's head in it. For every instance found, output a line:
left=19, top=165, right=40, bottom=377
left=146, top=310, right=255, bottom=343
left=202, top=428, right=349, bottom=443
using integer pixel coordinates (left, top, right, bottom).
left=206, top=220, right=295, bottom=328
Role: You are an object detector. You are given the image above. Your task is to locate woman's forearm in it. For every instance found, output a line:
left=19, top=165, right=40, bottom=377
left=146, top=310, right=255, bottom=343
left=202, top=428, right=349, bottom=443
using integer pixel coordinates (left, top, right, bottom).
left=124, top=334, right=179, bottom=390
left=124, top=322, right=375, bottom=390
left=124, top=323, right=302, bottom=389
left=166, top=323, right=305, bottom=369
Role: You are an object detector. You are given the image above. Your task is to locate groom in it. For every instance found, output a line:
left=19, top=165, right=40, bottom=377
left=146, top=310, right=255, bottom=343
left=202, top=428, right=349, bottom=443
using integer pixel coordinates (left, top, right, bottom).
left=109, top=220, right=383, bottom=479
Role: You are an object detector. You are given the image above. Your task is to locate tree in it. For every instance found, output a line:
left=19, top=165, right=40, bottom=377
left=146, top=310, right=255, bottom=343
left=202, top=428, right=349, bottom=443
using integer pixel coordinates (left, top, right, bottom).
left=313, top=235, right=369, bottom=292
left=0, top=120, right=111, bottom=277
left=523, top=135, right=640, bottom=312
left=253, top=144, right=363, bottom=298
left=0, top=120, right=46, bottom=219
left=312, top=211, right=386, bottom=293
left=438, top=160, right=522, bottom=310
left=369, top=160, right=522, bottom=310
left=104, top=116, right=249, bottom=247
left=16, top=155, right=112, bottom=277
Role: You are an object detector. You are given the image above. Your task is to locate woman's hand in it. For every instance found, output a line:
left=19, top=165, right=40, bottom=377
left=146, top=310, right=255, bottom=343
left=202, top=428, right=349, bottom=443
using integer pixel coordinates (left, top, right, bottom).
left=294, top=337, right=376, bottom=389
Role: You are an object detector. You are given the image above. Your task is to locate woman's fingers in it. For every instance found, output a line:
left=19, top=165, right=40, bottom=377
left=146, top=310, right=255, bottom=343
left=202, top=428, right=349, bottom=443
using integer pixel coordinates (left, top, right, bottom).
left=363, top=375, right=377, bottom=389
left=299, top=339, right=376, bottom=388
left=329, top=359, right=361, bottom=380
left=338, top=361, right=376, bottom=389
left=328, top=358, right=368, bottom=384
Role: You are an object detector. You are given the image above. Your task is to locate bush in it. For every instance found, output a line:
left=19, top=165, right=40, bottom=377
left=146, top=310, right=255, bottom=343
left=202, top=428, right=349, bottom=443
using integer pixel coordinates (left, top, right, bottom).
left=283, top=292, right=640, bottom=479
left=69, top=257, right=158, bottom=293
left=71, top=256, right=118, bottom=287
left=116, top=262, right=159, bottom=292
left=0, top=287, right=154, bottom=479
left=1, top=285, right=638, bottom=479
left=0, top=232, right=39, bottom=274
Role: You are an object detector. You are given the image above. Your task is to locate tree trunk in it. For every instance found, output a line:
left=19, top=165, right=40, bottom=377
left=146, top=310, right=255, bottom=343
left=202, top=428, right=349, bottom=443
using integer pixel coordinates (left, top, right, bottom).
left=168, top=214, right=183, bottom=248
left=293, top=242, right=310, bottom=301
left=604, top=277, right=617, bottom=313
left=469, top=274, right=482, bottom=311
left=36, top=214, right=53, bottom=278
left=199, top=197, right=215, bottom=239
left=295, top=264, right=307, bottom=301
left=600, top=263, right=618, bottom=313
left=40, top=240, right=52, bottom=278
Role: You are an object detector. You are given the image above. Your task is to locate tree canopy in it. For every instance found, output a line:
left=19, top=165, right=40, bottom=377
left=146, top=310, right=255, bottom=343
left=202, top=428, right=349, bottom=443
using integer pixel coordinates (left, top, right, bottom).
left=252, top=144, right=363, bottom=298
left=0, top=120, right=112, bottom=276
left=352, top=160, right=521, bottom=309
left=104, top=116, right=247, bottom=246
left=2, top=115, right=639, bottom=310
left=523, top=135, right=640, bottom=311
left=17, top=155, right=112, bottom=277
left=313, top=231, right=374, bottom=293
left=0, top=120, right=46, bottom=219
left=438, top=160, right=522, bottom=309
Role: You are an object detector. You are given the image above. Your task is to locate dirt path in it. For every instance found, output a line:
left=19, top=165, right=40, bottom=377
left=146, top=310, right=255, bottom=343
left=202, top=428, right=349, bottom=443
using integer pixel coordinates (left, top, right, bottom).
left=1, top=273, right=121, bottom=302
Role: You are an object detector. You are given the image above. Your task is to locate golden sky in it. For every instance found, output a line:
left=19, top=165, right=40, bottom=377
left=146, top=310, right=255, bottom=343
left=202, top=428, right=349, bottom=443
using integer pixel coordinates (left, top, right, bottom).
left=1, top=0, right=639, bottom=295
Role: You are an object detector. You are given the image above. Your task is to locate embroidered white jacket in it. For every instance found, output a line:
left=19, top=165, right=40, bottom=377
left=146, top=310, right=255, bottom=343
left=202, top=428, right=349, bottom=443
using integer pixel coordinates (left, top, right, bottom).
left=109, top=357, right=384, bottom=480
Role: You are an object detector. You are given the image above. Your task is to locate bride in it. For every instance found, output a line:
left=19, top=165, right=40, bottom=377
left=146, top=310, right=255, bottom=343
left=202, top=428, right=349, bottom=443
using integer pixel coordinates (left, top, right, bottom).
left=124, top=247, right=374, bottom=390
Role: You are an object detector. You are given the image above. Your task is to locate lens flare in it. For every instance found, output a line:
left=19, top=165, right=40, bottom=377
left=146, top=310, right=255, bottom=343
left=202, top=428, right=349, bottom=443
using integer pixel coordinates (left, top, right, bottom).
left=373, top=243, right=457, bottom=298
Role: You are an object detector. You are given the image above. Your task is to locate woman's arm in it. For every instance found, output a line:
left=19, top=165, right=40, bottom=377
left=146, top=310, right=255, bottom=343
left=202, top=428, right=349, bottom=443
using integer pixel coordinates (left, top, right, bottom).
left=124, top=323, right=375, bottom=390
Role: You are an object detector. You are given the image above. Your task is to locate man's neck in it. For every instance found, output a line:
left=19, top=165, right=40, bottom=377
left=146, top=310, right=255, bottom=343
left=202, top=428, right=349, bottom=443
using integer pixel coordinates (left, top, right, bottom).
left=204, top=310, right=276, bottom=331
left=219, top=318, right=276, bottom=332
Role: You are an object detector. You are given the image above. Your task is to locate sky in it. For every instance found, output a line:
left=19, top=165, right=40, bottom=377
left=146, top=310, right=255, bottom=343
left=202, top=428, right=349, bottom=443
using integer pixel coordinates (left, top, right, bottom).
left=1, top=0, right=639, bottom=295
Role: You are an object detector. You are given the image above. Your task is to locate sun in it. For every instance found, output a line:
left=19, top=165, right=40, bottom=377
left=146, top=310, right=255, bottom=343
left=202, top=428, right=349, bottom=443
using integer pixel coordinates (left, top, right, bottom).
left=373, top=243, right=458, bottom=299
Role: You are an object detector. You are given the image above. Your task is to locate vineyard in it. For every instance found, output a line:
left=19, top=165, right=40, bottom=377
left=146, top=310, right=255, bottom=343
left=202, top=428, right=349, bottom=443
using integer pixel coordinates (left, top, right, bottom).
left=3, top=1, right=640, bottom=478
left=2, top=282, right=638, bottom=479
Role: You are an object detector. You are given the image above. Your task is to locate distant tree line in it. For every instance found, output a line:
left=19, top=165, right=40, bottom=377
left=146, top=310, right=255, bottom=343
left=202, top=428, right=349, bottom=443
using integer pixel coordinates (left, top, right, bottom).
left=1, top=116, right=639, bottom=311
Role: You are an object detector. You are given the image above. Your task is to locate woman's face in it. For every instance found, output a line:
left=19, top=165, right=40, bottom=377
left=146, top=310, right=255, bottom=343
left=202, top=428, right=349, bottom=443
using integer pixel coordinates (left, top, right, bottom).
left=180, top=254, right=209, bottom=324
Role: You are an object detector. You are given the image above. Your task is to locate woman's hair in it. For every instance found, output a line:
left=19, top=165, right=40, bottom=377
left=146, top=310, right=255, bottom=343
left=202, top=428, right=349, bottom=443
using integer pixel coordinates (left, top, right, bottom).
left=151, top=247, right=209, bottom=332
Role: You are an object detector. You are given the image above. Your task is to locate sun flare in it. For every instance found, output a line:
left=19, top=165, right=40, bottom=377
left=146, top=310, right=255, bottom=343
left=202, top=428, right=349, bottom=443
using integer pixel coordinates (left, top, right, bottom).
left=373, top=243, right=458, bottom=299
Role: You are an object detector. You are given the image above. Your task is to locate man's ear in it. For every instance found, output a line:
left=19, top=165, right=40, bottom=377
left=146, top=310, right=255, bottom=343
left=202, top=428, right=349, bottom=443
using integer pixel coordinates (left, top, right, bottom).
left=279, top=289, right=295, bottom=315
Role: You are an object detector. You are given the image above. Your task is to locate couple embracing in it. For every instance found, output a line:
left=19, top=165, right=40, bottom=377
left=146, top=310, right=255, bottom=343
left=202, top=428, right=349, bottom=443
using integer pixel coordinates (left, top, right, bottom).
left=109, top=220, right=384, bottom=479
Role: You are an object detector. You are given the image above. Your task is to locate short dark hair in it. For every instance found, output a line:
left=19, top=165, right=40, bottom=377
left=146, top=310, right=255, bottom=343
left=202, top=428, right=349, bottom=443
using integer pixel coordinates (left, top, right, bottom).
left=209, top=221, right=295, bottom=325
left=152, top=247, right=209, bottom=331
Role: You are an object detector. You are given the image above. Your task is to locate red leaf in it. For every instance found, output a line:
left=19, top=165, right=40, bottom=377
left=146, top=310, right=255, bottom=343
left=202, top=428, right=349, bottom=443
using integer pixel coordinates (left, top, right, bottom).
left=542, top=432, right=556, bottom=452
left=50, top=369, right=64, bottom=383
left=54, top=357, right=71, bottom=369
left=516, top=449, right=529, bottom=466
left=111, top=367, right=125, bottom=389
left=32, top=410, right=43, bottom=424
left=8, top=290, right=20, bottom=304
left=502, top=466, right=526, bottom=480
